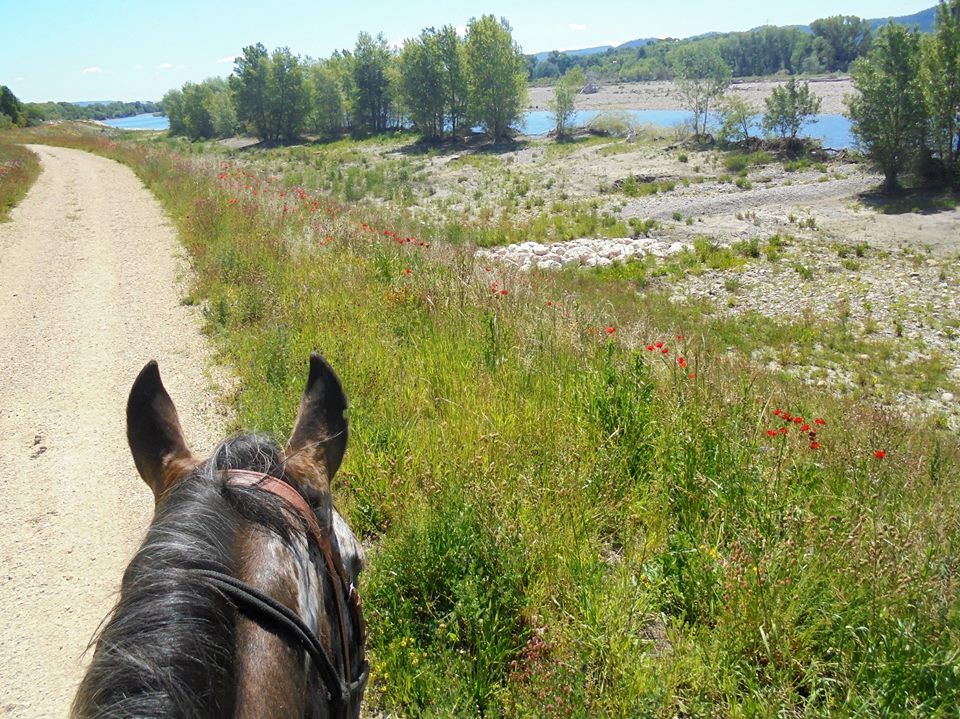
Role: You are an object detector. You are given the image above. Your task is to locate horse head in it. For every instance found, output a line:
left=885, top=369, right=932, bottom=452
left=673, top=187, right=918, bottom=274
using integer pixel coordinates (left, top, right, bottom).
left=73, top=354, right=367, bottom=718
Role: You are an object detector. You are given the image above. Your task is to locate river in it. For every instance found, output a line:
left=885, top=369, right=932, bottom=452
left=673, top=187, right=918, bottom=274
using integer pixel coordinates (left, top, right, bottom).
left=103, top=110, right=855, bottom=149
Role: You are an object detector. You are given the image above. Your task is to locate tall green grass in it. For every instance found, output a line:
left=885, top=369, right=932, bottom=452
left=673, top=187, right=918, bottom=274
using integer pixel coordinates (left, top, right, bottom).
left=21, top=125, right=960, bottom=717
left=0, top=142, right=40, bottom=220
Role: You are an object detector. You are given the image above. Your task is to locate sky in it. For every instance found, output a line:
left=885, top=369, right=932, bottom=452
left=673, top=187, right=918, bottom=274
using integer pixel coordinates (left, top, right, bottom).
left=0, top=0, right=937, bottom=102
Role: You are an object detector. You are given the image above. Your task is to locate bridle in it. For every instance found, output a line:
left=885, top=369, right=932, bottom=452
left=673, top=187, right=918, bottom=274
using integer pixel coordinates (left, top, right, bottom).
left=191, top=469, right=368, bottom=717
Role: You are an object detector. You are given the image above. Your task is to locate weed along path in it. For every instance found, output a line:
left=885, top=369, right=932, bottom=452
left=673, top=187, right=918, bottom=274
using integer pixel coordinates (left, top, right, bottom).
left=0, top=145, right=225, bottom=717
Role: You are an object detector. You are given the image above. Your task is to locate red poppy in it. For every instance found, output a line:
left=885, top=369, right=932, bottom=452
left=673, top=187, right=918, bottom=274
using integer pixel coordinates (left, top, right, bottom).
left=655, top=342, right=663, bottom=348
left=793, top=417, right=803, bottom=424
left=766, top=429, right=778, bottom=437
left=874, top=450, right=886, bottom=459
left=676, top=335, right=684, bottom=340
left=404, top=268, right=411, bottom=275
left=689, top=373, right=696, bottom=379
left=605, top=327, right=616, bottom=334
left=814, top=418, right=826, bottom=426
left=661, top=347, right=669, bottom=354
left=547, top=301, right=553, bottom=307
left=774, top=409, right=782, bottom=416
left=810, top=442, right=821, bottom=450
left=779, top=427, right=788, bottom=435
left=801, top=424, right=810, bottom=432
left=646, top=345, right=655, bottom=351
left=499, top=289, right=508, bottom=296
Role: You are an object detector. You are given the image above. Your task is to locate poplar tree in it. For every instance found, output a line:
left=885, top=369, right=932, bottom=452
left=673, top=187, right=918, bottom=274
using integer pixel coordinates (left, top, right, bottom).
left=670, top=43, right=731, bottom=136
left=848, top=24, right=925, bottom=192
left=352, top=32, right=393, bottom=134
left=921, top=0, right=960, bottom=183
left=231, top=44, right=271, bottom=139
left=399, top=29, right=447, bottom=140
left=465, top=15, right=526, bottom=141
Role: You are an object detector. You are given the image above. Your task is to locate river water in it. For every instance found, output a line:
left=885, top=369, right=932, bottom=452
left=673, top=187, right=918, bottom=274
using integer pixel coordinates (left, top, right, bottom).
left=519, top=109, right=854, bottom=149
left=104, top=110, right=855, bottom=149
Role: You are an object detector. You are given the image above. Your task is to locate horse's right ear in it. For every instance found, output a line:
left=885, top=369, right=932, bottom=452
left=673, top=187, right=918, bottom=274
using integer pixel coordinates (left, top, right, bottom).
left=126, top=361, right=196, bottom=502
left=284, top=353, right=348, bottom=490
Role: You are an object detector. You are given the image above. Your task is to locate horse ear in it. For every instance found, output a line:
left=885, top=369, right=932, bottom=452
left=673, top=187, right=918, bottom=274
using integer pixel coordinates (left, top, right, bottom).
left=285, top=353, right=348, bottom=486
left=126, top=361, right=195, bottom=501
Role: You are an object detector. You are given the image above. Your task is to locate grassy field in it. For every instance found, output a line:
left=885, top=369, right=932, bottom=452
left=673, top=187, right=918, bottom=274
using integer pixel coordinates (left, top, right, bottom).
left=6, top=125, right=960, bottom=717
left=0, top=142, right=40, bottom=221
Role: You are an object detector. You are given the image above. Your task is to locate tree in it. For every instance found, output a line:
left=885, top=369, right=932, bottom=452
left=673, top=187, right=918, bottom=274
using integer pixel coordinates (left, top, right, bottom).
left=0, top=86, right=25, bottom=127
left=762, top=79, right=822, bottom=140
left=308, top=60, right=345, bottom=138
left=717, top=93, right=755, bottom=143
left=161, top=88, right=186, bottom=136
left=847, top=24, right=925, bottom=192
left=229, top=45, right=307, bottom=142
left=164, top=79, right=235, bottom=140
left=920, top=0, right=960, bottom=183
left=352, top=32, right=393, bottom=134
left=437, top=25, right=468, bottom=136
left=811, top=15, right=872, bottom=71
left=399, top=29, right=447, bottom=140
left=180, top=82, right=215, bottom=139
left=551, top=67, right=585, bottom=138
left=326, top=51, right=356, bottom=132
left=670, top=43, right=731, bottom=136
left=465, top=15, right=527, bottom=141
left=231, top=44, right=271, bottom=139
left=203, top=78, right=238, bottom=138
left=267, top=47, right=308, bottom=142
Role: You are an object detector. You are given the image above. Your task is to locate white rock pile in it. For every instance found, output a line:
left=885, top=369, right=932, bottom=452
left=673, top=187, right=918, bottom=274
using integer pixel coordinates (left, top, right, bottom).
left=477, top=237, right=689, bottom=271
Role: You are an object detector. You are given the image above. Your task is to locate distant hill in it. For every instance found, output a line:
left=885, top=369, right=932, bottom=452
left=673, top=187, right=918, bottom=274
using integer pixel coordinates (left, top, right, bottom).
left=616, top=38, right=657, bottom=50
left=870, top=6, right=938, bottom=32
left=531, top=5, right=938, bottom=58
left=532, top=46, right=612, bottom=61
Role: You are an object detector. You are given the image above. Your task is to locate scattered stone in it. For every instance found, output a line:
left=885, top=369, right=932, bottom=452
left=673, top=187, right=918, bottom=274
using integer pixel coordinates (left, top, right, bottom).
left=476, top=236, right=691, bottom=271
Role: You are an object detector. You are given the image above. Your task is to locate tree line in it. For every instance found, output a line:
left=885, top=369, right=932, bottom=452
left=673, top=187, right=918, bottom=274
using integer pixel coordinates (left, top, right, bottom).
left=162, top=15, right=526, bottom=143
left=528, top=15, right=876, bottom=82
left=0, top=90, right=160, bottom=128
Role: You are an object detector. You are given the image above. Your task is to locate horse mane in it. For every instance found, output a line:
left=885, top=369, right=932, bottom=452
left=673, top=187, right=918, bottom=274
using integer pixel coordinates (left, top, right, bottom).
left=72, top=433, right=317, bottom=719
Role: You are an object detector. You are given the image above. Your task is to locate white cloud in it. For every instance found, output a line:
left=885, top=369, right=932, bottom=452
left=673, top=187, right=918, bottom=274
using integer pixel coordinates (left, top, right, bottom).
left=217, top=55, right=239, bottom=64
left=455, top=25, right=467, bottom=37
left=568, top=23, right=588, bottom=31
left=134, top=64, right=143, bottom=70
left=13, top=77, right=25, bottom=82
left=156, top=62, right=173, bottom=70
left=176, top=64, right=188, bottom=69
left=82, top=66, right=102, bottom=75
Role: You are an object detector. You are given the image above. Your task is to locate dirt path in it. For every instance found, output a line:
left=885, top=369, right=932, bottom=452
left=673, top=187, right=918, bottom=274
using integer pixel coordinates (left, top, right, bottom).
left=0, top=145, right=225, bottom=717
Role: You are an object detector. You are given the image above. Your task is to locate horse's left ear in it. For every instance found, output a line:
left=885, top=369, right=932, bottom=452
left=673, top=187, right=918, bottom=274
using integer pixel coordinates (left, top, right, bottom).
left=127, top=361, right=196, bottom=502
left=285, top=353, right=348, bottom=487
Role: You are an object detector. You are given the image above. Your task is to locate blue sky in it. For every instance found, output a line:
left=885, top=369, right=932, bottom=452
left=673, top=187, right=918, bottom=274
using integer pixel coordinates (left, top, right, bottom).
left=0, top=0, right=936, bottom=102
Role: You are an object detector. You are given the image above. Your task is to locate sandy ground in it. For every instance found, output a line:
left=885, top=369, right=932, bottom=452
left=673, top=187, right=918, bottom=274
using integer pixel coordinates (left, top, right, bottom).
left=527, top=77, right=855, bottom=115
left=0, top=145, right=225, bottom=718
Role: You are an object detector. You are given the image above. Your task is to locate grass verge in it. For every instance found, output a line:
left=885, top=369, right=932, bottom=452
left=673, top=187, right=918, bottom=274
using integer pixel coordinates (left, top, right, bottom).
left=0, top=141, right=41, bottom=220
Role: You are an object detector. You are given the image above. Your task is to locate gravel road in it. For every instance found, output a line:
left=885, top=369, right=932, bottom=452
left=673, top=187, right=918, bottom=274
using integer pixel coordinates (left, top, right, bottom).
left=0, top=145, right=225, bottom=718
